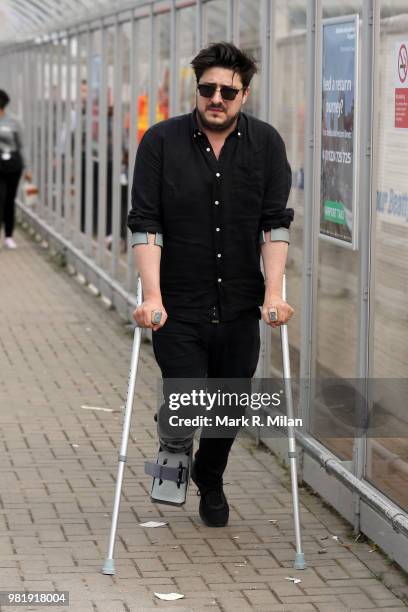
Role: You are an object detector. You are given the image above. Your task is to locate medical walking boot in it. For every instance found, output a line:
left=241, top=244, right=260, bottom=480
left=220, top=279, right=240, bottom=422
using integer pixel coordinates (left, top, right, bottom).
left=144, top=445, right=193, bottom=506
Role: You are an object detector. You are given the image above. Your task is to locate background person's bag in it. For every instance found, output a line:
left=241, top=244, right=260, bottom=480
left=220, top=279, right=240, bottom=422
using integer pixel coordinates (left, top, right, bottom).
left=0, top=129, right=23, bottom=174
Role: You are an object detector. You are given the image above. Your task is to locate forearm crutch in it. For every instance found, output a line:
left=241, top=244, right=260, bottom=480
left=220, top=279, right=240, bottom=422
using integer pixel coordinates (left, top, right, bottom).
left=275, top=274, right=306, bottom=570
left=102, top=277, right=147, bottom=576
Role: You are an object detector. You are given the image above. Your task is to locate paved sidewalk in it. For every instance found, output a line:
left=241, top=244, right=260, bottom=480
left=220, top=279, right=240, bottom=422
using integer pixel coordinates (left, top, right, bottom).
left=0, top=229, right=407, bottom=612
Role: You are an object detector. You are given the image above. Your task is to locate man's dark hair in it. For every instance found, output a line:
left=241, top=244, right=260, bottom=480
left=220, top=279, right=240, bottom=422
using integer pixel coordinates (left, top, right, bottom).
left=0, top=89, right=10, bottom=110
left=191, top=42, right=258, bottom=89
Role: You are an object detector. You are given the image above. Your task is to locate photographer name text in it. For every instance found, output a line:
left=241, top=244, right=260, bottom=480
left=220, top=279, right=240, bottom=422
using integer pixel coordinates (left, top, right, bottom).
left=168, top=415, right=303, bottom=428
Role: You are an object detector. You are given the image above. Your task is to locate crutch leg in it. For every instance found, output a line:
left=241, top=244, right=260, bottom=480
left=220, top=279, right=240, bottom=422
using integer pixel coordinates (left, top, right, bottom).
left=280, top=274, right=306, bottom=570
left=102, top=278, right=143, bottom=575
left=145, top=443, right=193, bottom=506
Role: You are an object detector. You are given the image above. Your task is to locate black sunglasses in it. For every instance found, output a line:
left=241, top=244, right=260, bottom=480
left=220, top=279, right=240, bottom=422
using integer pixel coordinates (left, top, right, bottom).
left=197, top=83, right=244, bottom=101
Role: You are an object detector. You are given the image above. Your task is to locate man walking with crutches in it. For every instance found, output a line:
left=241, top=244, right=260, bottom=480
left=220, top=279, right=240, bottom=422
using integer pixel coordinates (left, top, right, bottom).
left=128, top=42, right=294, bottom=528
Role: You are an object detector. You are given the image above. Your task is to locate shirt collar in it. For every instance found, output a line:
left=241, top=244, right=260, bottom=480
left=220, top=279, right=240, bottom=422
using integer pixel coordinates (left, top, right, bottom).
left=190, top=108, right=244, bottom=140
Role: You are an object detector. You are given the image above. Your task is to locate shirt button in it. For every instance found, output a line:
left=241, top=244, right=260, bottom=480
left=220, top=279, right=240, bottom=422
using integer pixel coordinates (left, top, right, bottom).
left=197, top=131, right=202, bottom=135
left=218, top=278, right=222, bottom=283
left=206, top=147, right=211, bottom=152
left=214, top=200, right=219, bottom=205
left=217, top=253, right=222, bottom=258
left=216, top=172, right=221, bottom=177
left=238, top=131, right=241, bottom=137
left=216, top=227, right=220, bottom=232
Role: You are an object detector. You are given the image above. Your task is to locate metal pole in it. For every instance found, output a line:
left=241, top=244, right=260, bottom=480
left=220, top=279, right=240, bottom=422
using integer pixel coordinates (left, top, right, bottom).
left=47, top=42, right=55, bottom=223
left=55, top=38, right=63, bottom=233
left=111, top=18, right=123, bottom=280
left=74, top=33, right=83, bottom=247
left=97, top=26, right=108, bottom=267
left=102, top=277, right=143, bottom=576
left=126, top=15, right=138, bottom=294
left=169, top=0, right=178, bottom=118
left=196, top=0, right=204, bottom=51
left=85, top=27, right=94, bottom=256
left=281, top=275, right=306, bottom=570
left=40, top=43, right=46, bottom=221
left=353, top=0, right=380, bottom=534
left=64, top=36, right=73, bottom=239
left=299, top=0, right=322, bottom=432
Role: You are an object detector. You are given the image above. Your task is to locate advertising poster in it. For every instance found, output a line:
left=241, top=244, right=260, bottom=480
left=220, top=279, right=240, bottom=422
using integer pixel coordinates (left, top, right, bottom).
left=320, top=16, right=359, bottom=248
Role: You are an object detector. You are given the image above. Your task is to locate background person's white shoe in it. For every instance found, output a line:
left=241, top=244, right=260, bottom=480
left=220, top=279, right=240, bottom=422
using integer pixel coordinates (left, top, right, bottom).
left=4, top=238, right=17, bottom=249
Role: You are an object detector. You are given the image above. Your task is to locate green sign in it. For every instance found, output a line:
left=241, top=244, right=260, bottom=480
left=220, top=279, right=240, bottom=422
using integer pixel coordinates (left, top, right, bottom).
left=323, top=200, right=346, bottom=224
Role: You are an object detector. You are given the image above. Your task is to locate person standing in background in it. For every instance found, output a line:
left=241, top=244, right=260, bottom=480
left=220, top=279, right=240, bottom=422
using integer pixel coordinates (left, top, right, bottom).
left=0, top=89, right=31, bottom=249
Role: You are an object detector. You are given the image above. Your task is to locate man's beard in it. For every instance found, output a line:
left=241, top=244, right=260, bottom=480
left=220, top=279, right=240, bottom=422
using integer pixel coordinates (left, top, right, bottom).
left=196, top=106, right=239, bottom=132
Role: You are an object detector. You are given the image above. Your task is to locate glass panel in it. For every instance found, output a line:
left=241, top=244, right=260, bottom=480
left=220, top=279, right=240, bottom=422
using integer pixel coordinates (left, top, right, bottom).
left=367, top=0, right=408, bottom=511
left=90, top=29, right=102, bottom=238
left=239, top=0, right=261, bottom=118
left=178, top=6, right=196, bottom=115
left=205, top=0, right=227, bottom=44
left=105, top=27, right=115, bottom=248
left=67, top=37, right=79, bottom=235
left=136, top=18, right=150, bottom=143
left=120, top=22, right=132, bottom=251
left=156, top=11, right=170, bottom=124
left=45, top=43, right=57, bottom=214
left=311, top=0, right=363, bottom=461
left=268, top=0, right=307, bottom=385
left=76, top=33, right=88, bottom=236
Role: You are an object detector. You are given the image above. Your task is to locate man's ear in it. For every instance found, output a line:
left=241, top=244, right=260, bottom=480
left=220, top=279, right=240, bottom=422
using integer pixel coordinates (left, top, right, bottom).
left=242, top=86, right=250, bottom=104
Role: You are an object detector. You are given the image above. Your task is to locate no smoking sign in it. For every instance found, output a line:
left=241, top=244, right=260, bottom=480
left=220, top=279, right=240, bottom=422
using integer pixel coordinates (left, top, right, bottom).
left=395, top=42, right=408, bottom=129
left=398, top=44, right=408, bottom=84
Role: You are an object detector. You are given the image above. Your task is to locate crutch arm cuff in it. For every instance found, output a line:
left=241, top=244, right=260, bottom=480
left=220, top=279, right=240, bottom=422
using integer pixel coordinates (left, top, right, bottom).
left=259, top=228, right=290, bottom=244
left=132, top=232, right=163, bottom=247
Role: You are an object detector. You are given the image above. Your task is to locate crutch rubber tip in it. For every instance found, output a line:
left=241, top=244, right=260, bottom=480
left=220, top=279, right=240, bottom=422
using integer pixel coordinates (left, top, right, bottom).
left=293, top=552, right=306, bottom=570
left=102, top=559, right=115, bottom=575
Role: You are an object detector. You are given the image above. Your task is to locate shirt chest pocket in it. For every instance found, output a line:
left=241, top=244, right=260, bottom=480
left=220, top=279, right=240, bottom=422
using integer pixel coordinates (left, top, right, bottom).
left=231, top=150, right=264, bottom=203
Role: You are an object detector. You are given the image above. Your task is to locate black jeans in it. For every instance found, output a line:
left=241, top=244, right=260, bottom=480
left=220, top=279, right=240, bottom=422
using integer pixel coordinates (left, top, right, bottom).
left=0, top=169, right=22, bottom=237
left=152, top=311, right=260, bottom=487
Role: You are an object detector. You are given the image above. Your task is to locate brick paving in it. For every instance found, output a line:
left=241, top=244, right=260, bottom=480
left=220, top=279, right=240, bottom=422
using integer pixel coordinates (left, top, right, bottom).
left=0, top=228, right=407, bottom=612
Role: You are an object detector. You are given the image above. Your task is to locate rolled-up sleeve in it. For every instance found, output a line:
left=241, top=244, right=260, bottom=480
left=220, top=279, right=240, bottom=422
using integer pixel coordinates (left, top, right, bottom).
left=260, top=130, right=294, bottom=233
left=127, top=125, right=163, bottom=235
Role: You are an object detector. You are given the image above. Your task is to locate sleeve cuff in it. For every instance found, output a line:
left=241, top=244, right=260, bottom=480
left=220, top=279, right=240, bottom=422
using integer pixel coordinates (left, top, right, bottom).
left=259, top=228, right=290, bottom=244
left=131, top=232, right=163, bottom=247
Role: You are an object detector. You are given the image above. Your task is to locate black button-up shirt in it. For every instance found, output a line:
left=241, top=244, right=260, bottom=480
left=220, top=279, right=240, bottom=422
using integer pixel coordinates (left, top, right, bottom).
left=128, top=110, right=294, bottom=322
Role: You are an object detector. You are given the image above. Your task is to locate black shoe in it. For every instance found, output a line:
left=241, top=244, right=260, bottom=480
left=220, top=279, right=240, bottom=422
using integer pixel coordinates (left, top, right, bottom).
left=191, top=463, right=229, bottom=527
